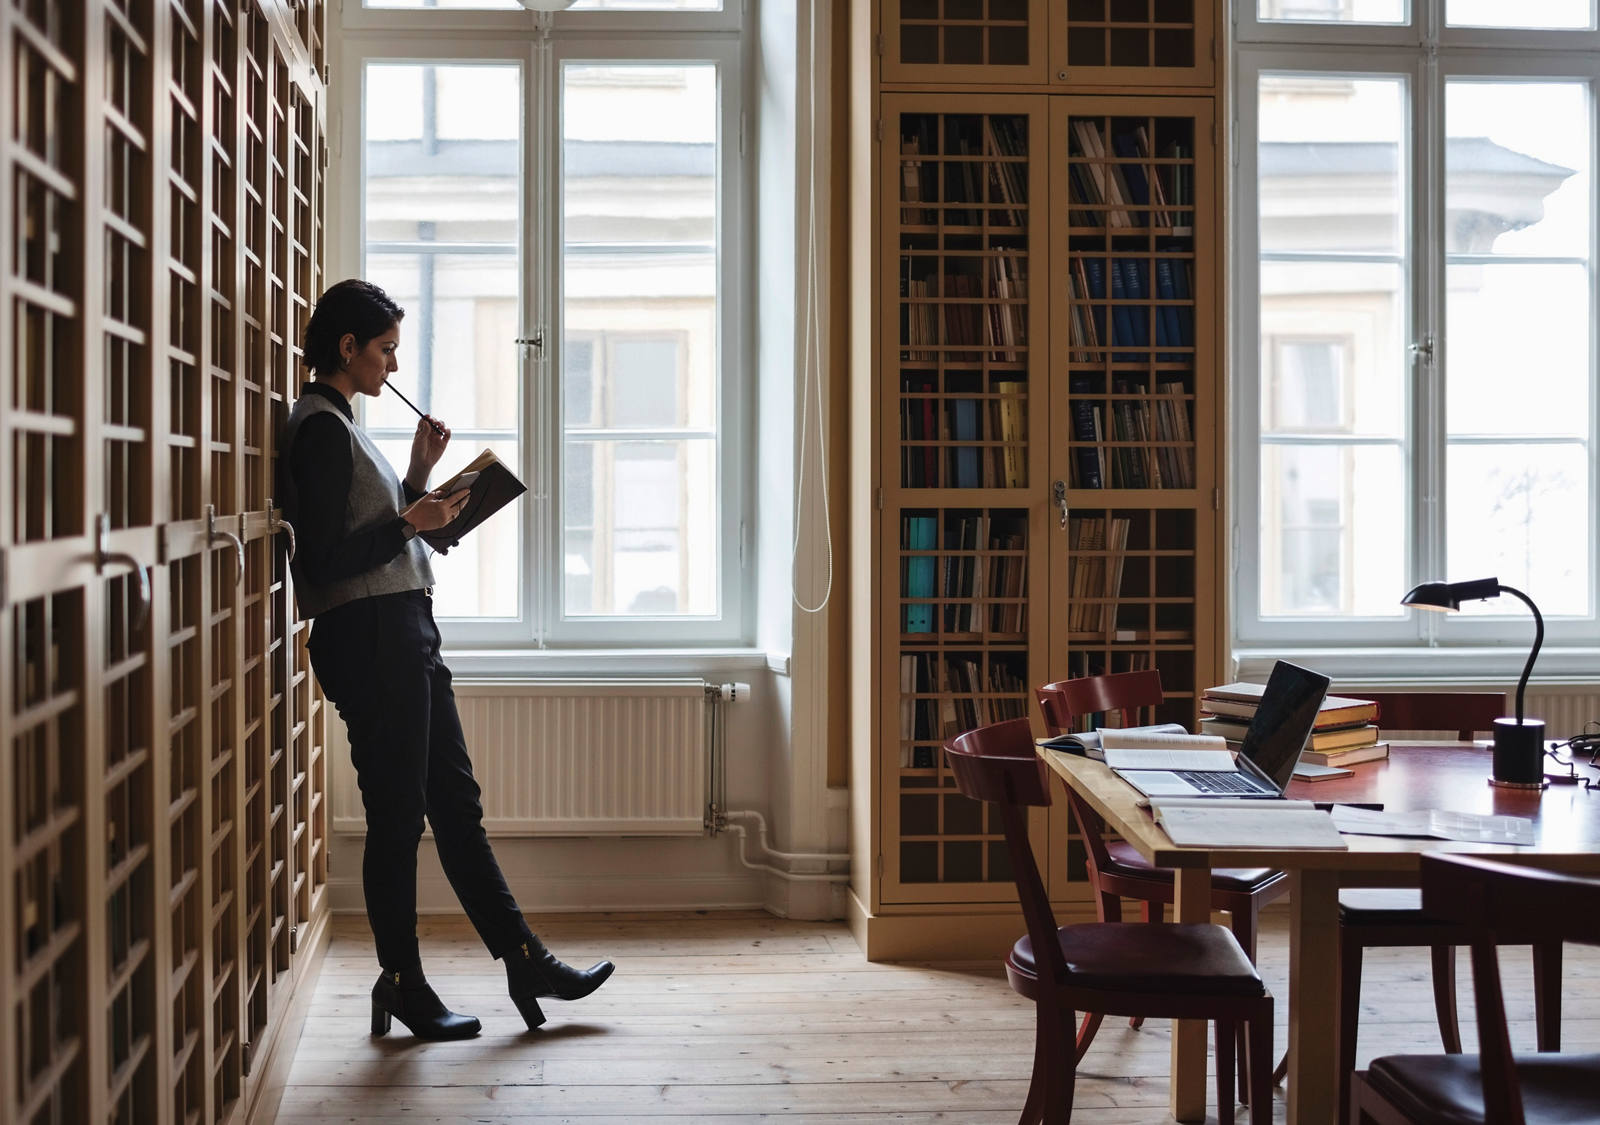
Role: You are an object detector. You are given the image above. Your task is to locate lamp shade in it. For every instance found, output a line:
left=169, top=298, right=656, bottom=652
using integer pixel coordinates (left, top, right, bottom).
left=1400, top=577, right=1501, bottom=611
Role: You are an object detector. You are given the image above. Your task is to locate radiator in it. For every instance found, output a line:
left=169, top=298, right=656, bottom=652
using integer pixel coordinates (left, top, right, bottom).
left=331, top=679, right=714, bottom=837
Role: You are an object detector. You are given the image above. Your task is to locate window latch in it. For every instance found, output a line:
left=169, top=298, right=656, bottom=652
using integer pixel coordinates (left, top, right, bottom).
left=515, top=331, right=544, bottom=351
left=1408, top=335, right=1435, bottom=363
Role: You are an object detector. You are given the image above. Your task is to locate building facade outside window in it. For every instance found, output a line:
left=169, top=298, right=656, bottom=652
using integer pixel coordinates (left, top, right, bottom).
left=1234, top=0, right=1598, bottom=669
left=336, top=0, right=746, bottom=647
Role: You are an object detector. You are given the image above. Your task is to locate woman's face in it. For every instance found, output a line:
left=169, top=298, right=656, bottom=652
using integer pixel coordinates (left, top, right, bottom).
left=338, top=323, right=401, bottom=398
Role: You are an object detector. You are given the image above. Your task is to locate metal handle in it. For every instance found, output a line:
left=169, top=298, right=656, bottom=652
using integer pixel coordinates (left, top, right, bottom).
left=1053, top=480, right=1069, bottom=531
left=514, top=329, right=544, bottom=350
left=95, top=513, right=151, bottom=633
left=266, top=499, right=296, bottom=562
left=207, top=504, right=245, bottom=587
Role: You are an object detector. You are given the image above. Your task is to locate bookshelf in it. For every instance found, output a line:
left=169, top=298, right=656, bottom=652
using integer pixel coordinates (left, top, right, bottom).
left=2, top=2, right=331, bottom=1120
left=852, top=3, right=1223, bottom=955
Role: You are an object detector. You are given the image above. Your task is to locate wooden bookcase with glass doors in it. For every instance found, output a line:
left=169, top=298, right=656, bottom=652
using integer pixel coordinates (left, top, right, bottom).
left=856, top=0, right=1225, bottom=954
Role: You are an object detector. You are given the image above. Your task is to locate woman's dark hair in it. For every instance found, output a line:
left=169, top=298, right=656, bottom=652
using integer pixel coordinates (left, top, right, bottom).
left=302, top=279, right=405, bottom=375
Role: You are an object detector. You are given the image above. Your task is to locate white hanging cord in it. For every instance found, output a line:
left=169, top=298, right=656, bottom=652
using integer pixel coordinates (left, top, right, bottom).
left=792, top=3, right=833, bottom=615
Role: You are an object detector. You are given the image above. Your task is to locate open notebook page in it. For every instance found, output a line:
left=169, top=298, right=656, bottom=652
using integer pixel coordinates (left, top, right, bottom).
left=1100, top=730, right=1232, bottom=773
left=1152, top=804, right=1348, bottom=849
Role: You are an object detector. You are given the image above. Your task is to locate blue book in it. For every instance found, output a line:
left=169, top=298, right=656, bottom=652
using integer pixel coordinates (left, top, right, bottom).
left=1121, top=258, right=1150, bottom=351
left=1171, top=257, right=1193, bottom=353
left=905, top=516, right=936, bottom=633
left=1108, top=260, right=1137, bottom=362
left=1111, top=131, right=1150, bottom=227
left=952, top=398, right=981, bottom=487
left=1081, top=258, right=1109, bottom=354
left=1068, top=376, right=1103, bottom=489
left=1154, top=258, right=1186, bottom=361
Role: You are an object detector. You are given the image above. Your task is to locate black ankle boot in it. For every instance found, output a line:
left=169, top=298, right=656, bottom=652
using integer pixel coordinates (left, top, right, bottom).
left=504, top=936, right=615, bottom=1029
left=371, top=966, right=481, bottom=1040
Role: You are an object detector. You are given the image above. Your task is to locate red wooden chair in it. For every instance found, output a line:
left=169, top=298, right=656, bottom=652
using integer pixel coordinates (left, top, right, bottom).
left=1331, top=692, right=1560, bottom=1118
left=1349, top=853, right=1600, bottom=1124
left=1036, top=670, right=1288, bottom=1092
left=945, top=718, right=1274, bottom=1125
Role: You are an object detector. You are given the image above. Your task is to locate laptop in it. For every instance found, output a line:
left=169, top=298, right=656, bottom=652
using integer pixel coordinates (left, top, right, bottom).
left=1111, top=661, right=1331, bottom=799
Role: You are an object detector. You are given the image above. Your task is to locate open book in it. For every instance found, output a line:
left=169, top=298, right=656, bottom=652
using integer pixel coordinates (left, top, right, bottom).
left=1100, top=729, right=1232, bottom=773
left=1148, top=798, right=1348, bottom=850
left=422, top=450, right=527, bottom=553
left=1039, top=722, right=1189, bottom=761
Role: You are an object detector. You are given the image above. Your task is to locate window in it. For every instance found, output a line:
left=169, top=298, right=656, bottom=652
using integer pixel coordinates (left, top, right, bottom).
left=1235, top=4, right=1598, bottom=664
left=339, top=5, right=745, bottom=646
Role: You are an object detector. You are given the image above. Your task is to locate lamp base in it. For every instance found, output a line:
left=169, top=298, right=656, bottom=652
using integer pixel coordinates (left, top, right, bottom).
left=1491, top=717, right=1546, bottom=786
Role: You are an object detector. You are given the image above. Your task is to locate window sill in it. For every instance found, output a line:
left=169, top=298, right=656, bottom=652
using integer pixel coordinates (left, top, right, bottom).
left=1234, top=646, right=1600, bottom=687
left=442, top=647, right=775, bottom=681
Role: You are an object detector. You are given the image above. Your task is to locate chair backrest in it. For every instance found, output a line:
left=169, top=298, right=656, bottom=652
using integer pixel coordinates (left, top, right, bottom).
left=1419, top=853, right=1600, bottom=1123
left=1341, top=691, right=1506, bottom=739
left=944, top=719, right=1067, bottom=983
left=1036, top=669, right=1164, bottom=737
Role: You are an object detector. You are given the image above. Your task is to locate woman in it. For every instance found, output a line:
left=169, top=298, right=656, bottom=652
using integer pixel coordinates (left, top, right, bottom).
left=279, top=279, right=612, bottom=1039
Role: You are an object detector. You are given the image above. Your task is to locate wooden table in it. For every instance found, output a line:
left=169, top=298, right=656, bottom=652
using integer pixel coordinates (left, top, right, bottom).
left=1039, top=742, right=1600, bottom=1125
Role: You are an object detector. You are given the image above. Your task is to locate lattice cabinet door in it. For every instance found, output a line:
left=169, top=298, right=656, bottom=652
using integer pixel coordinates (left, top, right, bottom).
left=877, top=94, right=1055, bottom=906
left=880, top=0, right=1049, bottom=85
left=1049, top=0, right=1217, bottom=89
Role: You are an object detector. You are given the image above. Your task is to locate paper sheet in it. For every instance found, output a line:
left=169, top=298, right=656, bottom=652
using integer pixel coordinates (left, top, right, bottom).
left=1103, top=748, right=1236, bottom=773
left=1153, top=805, right=1348, bottom=849
left=1328, top=806, right=1534, bottom=846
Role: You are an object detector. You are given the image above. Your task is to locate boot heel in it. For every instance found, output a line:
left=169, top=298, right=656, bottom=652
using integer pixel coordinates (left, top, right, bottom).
left=371, top=1001, right=392, bottom=1036
left=513, top=995, right=546, bottom=1030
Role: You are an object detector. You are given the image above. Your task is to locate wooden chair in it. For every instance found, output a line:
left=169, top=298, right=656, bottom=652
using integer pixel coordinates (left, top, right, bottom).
left=945, top=718, right=1274, bottom=1125
left=1330, top=691, right=1561, bottom=1118
left=1036, top=670, right=1289, bottom=1093
left=1349, top=853, right=1600, bottom=1124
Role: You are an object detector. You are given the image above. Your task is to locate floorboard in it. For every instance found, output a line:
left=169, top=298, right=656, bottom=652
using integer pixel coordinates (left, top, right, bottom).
left=276, top=911, right=1600, bottom=1122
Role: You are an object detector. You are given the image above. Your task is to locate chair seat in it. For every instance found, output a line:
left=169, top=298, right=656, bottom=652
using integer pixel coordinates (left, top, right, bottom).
left=1010, top=922, right=1265, bottom=996
left=1104, top=840, right=1279, bottom=892
left=1365, top=1053, right=1600, bottom=1125
left=1339, top=887, right=1454, bottom=926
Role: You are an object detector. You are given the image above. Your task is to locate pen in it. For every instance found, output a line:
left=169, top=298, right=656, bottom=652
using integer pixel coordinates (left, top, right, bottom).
left=385, top=381, right=447, bottom=438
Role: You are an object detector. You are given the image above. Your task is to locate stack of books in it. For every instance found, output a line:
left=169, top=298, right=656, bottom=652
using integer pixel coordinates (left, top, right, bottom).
left=1199, top=682, right=1388, bottom=766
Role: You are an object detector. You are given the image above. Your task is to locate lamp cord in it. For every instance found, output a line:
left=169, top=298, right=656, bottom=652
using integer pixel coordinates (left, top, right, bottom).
left=1496, top=583, right=1543, bottom=726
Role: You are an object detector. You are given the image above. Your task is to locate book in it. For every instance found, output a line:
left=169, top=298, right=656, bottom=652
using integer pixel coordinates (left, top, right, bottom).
left=1292, top=761, right=1355, bottom=782
left=423, top=450, right=527, bottom=553
left=1203, top=682, right=1380, bottom=728
left=1149, top=799, right=1348, bottom=850
left=1038, top=721, right=1189, bottom=761
left=1200, top=716, right=1378, bottom=754
left=1300, top=741, right=1390, bottom=768
left=1328, top=804, right=1532, bottom=846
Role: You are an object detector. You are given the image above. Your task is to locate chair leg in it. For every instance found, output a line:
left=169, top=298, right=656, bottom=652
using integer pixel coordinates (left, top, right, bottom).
left=1429, top=945, right=1462, bottom=1053
left=1215, top=1020, right=1236, bottom=1125
left=1072, top=1012, right=1105, bottom=1064
left=1231, top=904, right=1260, bottom=1105
left=1532, top=941, right=1562, bottom=1052
left=1337, top=934, right=1364, bottom=1125
left=1248, top=1003, right=1273, bottom=1123
left=1019, top=1005, right=1049, bottom=1125
left=1127, top=900, right=1156, bottom=1030
left=1035, top=1004, right=1075, bottom=1125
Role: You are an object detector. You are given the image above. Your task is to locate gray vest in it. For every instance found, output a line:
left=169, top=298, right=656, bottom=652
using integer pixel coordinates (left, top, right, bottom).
left=281, top=393, right=434, bottom=618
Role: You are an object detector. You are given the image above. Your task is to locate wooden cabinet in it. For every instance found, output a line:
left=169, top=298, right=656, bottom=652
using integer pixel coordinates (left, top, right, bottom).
left=2, top=2, right=330, bottom=1122
left=851, top=2, right=1224, bottom=956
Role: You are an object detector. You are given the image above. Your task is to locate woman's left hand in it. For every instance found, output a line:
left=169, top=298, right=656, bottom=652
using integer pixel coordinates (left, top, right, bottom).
left=407, top=415, right=449, bottom=489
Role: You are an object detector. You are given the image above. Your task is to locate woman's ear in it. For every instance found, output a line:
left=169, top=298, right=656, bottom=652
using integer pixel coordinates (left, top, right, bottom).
left=338, top=332, right=357, bottom=369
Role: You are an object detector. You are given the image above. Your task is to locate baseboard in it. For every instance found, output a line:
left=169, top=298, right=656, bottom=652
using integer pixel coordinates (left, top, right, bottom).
left=845, top=890, right=1104, bottom=961
left=327, top=869, right=768, bottom=915
left=244, top=903, right=333, bottom=1125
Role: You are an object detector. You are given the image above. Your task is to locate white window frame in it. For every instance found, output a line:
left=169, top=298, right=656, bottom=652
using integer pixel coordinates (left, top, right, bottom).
left=1232, top=8, right=1600, bottom=680
left=333, top=7, right=750, bottom=650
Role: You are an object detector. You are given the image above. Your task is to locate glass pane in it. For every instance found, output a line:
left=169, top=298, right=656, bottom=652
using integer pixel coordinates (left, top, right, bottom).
left=365, top=64, right=520, bottom=244
left=1447, top=0, right=1594, bottom=29
left=561, top=62, right=720, bottom=619
left=1259, top=73, right=1405, bottom=255
left=563, top=439, right=718, bottom=616
left=377, top=439, right=523, bottom=618
left=365, top=0, right=520, bottom=7
left=1260, top=260, right=1406, bottom=437
left=1257, top=0, right=1406, bottom=24
left=1259, top=444, right=1407, bottom=617
left=1447, top=444, right=1589, bottom=616
left=364, top=62, right=523, bottom=622
left=1446, top=81, right=1589, bottom=259
left=1446, top=262, right=1588, bottom=437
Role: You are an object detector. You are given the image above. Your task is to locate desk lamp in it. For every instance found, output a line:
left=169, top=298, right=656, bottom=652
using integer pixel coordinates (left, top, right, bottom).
left=1401, top=577, right=1545, bottom=787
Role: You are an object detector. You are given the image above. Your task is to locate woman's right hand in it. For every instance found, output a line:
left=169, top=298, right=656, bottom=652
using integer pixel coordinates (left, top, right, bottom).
left=401, top=488, right=470, bottom=533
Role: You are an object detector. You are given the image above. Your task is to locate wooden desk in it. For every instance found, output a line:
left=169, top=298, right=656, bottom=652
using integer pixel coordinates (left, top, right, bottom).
left=1039, top=742, right=1600, bottom=1125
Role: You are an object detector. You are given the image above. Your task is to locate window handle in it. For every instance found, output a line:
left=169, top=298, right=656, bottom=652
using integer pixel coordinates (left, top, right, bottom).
left=515, top=330, right=544, bottom=350
left=1408, top=335, right=1435, bottom=362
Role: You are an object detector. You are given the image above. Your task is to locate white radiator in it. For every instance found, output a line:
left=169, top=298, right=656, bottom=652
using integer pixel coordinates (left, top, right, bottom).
left=331, top=679, right=713, bottom=837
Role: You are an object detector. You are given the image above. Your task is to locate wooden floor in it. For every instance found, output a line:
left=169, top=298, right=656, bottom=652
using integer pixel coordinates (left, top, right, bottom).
left=279, top=910, right=1600, bottom=1123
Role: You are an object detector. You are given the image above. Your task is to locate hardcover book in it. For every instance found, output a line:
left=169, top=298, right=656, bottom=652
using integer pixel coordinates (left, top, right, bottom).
left=422, top=450, right=528, bottom=553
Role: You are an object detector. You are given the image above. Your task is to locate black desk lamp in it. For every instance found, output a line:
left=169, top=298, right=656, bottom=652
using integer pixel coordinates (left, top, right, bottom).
left=1400, top=577, right=1546, bottom=787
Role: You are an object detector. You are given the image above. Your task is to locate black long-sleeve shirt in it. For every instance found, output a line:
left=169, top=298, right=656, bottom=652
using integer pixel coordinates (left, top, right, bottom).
left=286, top=382, right=425, bottom=589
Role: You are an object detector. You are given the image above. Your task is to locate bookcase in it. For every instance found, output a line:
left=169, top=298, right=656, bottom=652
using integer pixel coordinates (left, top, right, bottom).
left=2, top=2, right=330, bottom=1121
left=851, top=2, right=1223, bottom=955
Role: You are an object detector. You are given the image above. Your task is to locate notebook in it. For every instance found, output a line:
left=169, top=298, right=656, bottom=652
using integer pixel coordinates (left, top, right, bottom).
left=1110, top=661, right=1331, bottom=800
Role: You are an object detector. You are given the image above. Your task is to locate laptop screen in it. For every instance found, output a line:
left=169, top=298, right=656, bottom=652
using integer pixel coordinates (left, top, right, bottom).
left=1240, top=661, right=1332, bottom=792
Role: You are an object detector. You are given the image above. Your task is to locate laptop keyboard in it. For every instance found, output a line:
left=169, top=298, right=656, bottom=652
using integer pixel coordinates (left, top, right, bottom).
left=1173, top=769, right=1270, bottom=795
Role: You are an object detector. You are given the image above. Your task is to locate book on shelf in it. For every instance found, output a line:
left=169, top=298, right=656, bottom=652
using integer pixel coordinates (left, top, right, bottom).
left=950, top=397, right=982, bottom=487
left=423, top=450, right=527, bottom=553
left=1300, top=741, right=1390, bottom=768
left=903, top=515, right=937, bottom=633
left=1202, top=682, right=1380, bottom=729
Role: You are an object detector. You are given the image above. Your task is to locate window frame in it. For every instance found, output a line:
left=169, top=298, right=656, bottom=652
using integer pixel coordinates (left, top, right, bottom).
left=333, top=10, right=750, bottom=650
left=1231, top=22, right=1600, bottom=676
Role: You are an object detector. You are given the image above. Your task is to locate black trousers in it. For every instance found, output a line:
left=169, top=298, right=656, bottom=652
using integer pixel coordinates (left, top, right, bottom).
left=308, top=589, right=532, bottom=971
